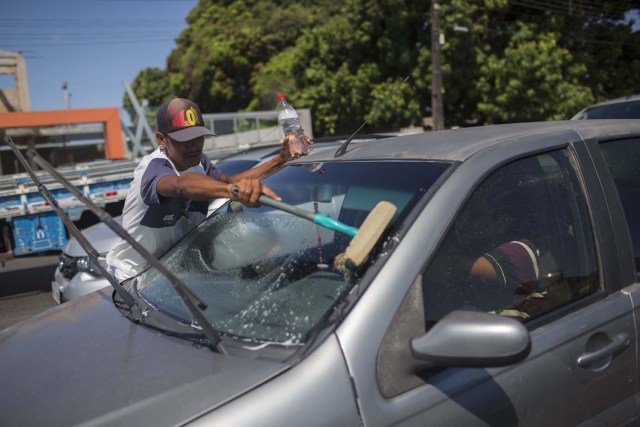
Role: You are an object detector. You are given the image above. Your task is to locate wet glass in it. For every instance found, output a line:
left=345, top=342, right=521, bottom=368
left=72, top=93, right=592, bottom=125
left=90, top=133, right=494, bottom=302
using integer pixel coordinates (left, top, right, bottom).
left=136, top=160, right=449, bottom=344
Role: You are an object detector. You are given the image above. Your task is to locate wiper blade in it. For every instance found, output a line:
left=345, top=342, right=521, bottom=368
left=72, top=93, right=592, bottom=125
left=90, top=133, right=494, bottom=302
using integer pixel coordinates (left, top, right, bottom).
left=3, top=136, right=139, bottom=311
left=3, top=135, right=226, bottom=354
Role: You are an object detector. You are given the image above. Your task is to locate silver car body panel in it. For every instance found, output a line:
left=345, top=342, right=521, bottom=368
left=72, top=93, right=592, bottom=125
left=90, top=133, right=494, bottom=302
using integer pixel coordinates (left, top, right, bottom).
left=190, top=334, right=361, bottom=426
left=52, top=267, right=111, bottom=302
left=51, top=217, right=123, bottom=302
left=63, top=216, right=123, bottom=257
left=0, top=289, right=288, bottom=426
left=336, top=123, right=639, bottom=426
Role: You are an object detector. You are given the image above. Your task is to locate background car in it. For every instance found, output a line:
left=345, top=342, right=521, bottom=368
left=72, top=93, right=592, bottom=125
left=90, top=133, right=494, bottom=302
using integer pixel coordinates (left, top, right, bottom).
left=51, top=216, right=122, bottom=303
left=212, top=144, right=282, bottom=175
left=8, top=120, right=640, bottom=426
left=572, top=94, right=640, bottom=119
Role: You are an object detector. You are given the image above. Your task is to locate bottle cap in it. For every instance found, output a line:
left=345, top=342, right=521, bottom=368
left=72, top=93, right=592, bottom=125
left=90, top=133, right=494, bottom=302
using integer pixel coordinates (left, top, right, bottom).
left=277, top=93, right=286, bottom=101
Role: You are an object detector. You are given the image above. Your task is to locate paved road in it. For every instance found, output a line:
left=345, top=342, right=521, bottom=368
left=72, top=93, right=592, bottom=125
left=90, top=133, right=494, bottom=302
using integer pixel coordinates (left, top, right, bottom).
left=0, top=254, right=59, bottom=330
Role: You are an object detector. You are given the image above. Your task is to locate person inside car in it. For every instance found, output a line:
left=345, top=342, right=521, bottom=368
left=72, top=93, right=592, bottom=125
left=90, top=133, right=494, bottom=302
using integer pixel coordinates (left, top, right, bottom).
left=106, top=97, right=307, bottom=282
left=470, top=238, right=544, bottom=295
left=470, top=239, right=582, bottom=320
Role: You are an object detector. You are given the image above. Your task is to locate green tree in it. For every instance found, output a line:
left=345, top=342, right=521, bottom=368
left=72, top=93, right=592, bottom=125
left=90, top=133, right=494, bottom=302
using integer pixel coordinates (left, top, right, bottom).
left=253, top=0, right=429, bottom=135
left=438, top=0, right=637, bottom=123
left=127, top=0, right=640, bottom=134
left=165, top=0, right=340, bottom=114
left=569, top=12, right=640, bottom=101
left=476, top=26, right=594, bottom=123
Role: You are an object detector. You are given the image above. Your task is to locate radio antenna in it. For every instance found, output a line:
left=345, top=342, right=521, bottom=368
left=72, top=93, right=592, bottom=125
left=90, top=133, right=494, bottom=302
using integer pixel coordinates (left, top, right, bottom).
left=334, top=75, right=410, bottom=158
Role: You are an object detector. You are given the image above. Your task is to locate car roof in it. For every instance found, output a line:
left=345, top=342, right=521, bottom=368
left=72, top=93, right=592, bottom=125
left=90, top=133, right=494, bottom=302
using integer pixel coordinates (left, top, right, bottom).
left=287, top=120, right=640, bottom=163
left=213, top=134, right=397, bottom=164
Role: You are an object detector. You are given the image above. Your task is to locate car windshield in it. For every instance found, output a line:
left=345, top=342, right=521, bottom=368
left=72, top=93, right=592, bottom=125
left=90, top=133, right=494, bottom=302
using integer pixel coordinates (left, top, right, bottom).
left=135, top=160, right=449, bottom=344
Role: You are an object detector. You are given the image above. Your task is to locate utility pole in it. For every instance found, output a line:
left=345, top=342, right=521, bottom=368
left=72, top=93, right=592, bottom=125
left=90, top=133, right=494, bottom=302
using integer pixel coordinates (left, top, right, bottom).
left=61, top=81, right=72, bottom=164
left=62, top=82, right=71, bottom=109
left=431, top=0, right=445, bottom=131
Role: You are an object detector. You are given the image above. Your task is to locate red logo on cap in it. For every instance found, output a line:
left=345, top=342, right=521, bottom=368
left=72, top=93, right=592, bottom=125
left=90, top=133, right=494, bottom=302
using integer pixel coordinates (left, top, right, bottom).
left=169, top=106, right=198, bottom=128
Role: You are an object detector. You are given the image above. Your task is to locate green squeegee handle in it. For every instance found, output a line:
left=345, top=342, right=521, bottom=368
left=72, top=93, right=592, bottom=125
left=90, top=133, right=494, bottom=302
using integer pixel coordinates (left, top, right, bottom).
left=230, top=186, right=358, bottom=237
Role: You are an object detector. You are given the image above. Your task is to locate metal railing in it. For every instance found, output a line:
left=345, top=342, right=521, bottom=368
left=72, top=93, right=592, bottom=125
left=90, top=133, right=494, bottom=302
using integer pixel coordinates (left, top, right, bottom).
left=201, top=108, right=313, bottom=151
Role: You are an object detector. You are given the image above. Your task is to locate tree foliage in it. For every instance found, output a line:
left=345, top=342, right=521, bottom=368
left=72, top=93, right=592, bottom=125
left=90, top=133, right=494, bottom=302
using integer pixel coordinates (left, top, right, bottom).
left=127, top=0, right=640, bottom=135
left=476, top=27, right=594, bottom=122
left=164, top=0, right=340, bottom=113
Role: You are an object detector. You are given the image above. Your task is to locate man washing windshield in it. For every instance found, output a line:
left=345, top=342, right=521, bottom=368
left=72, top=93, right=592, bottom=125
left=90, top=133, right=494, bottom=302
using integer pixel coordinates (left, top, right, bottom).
left=107, top=97, right=303, bottom=282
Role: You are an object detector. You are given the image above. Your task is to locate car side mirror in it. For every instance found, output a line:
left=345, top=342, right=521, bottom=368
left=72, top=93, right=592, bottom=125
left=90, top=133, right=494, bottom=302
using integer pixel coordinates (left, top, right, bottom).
left=410, top=310, right=531, bottom=369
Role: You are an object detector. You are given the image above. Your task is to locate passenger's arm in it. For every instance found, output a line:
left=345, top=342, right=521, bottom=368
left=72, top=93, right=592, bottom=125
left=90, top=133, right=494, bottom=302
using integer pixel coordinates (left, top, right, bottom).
left=470, top=256, right=497, bottom=281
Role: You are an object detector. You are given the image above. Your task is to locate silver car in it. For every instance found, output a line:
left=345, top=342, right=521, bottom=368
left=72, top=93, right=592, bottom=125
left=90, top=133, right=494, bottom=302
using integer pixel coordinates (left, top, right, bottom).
left=51, top=216, right=122, bottom=303
left=3, top=120, right=640, bottom=426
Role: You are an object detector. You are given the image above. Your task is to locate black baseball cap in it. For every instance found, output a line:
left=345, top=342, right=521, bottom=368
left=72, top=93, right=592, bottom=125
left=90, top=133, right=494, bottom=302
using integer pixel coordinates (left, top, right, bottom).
left=156, top=97, right=216, bottom=142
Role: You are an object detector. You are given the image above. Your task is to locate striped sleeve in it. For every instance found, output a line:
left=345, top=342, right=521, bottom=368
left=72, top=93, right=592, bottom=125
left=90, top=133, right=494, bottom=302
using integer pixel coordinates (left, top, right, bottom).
left=140, top=158, right=177, bottom=206
left=202, top=154, right=223, bottom=180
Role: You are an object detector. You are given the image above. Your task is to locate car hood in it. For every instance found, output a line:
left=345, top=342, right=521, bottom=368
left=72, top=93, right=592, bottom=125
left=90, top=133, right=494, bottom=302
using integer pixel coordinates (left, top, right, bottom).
left=0, top=289, right=289, bottom=426
left=64, top=217, right=122, bottom=256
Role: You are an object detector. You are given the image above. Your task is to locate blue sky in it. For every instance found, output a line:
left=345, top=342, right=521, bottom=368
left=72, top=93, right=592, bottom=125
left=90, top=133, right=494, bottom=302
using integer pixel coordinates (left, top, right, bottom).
left=1, top=0, right=197, bottom=123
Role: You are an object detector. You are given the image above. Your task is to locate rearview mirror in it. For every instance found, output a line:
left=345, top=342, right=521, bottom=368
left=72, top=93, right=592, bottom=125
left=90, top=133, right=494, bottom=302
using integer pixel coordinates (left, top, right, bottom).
left=411, top=310, right=530, bottom=369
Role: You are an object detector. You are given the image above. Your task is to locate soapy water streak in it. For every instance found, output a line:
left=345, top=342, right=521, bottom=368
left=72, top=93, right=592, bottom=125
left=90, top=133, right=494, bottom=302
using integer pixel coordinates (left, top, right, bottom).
left=138, top=212, right=351, bottom=344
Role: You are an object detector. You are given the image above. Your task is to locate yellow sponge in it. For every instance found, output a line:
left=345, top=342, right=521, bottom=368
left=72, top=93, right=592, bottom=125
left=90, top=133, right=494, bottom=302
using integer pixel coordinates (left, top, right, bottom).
left=334, top=201, right=397, bottom=273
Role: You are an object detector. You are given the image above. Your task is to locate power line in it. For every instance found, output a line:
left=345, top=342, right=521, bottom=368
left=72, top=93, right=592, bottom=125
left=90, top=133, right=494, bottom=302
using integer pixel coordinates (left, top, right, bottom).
left=2, top=38, right=181, bottom=48
left=0, top=31, right=181, bottom=39
left=546, top=0, right=630, bottom=15
left=86, top=0, right=197, bottom=2
left=565, top=0, right=635, bottom=13
left=0, top=21, right=185, bottom=29
left=454, top=6, right=638, bottom=51
left=510, top=1, right=593, bottom=17
left=577, top=38, right=640, bottom=47
left=511, top=0, right=633, bottom=17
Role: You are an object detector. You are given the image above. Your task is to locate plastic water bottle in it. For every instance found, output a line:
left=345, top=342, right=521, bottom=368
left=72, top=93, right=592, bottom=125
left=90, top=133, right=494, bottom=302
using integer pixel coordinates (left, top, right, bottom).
left=277, top=93, right=310, bottom=157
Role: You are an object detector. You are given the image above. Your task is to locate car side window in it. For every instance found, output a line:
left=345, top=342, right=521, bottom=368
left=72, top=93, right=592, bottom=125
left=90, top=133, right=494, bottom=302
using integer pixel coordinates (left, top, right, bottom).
left=599, top=139, right=640, bottom=275
left=422, top=149, right=599, bottom=327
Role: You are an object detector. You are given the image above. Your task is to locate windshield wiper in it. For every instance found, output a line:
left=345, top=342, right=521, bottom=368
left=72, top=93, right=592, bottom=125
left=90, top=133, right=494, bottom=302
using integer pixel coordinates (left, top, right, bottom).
left=334, top=75, right=410, bottom=158
left=3, top=135, right=227, bottom=354
left=3, top=136, right=139, bottom=311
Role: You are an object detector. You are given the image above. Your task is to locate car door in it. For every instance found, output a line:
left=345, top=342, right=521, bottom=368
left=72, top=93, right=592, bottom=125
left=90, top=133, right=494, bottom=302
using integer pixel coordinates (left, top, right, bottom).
left=337, top=139, right=638, bottom=426
left=591, top=133, right=640, bottom=399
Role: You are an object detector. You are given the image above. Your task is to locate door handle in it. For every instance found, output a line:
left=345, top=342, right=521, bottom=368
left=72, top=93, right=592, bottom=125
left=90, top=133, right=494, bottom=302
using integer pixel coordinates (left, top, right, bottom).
left=577, top=333, right=630, bottom=368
